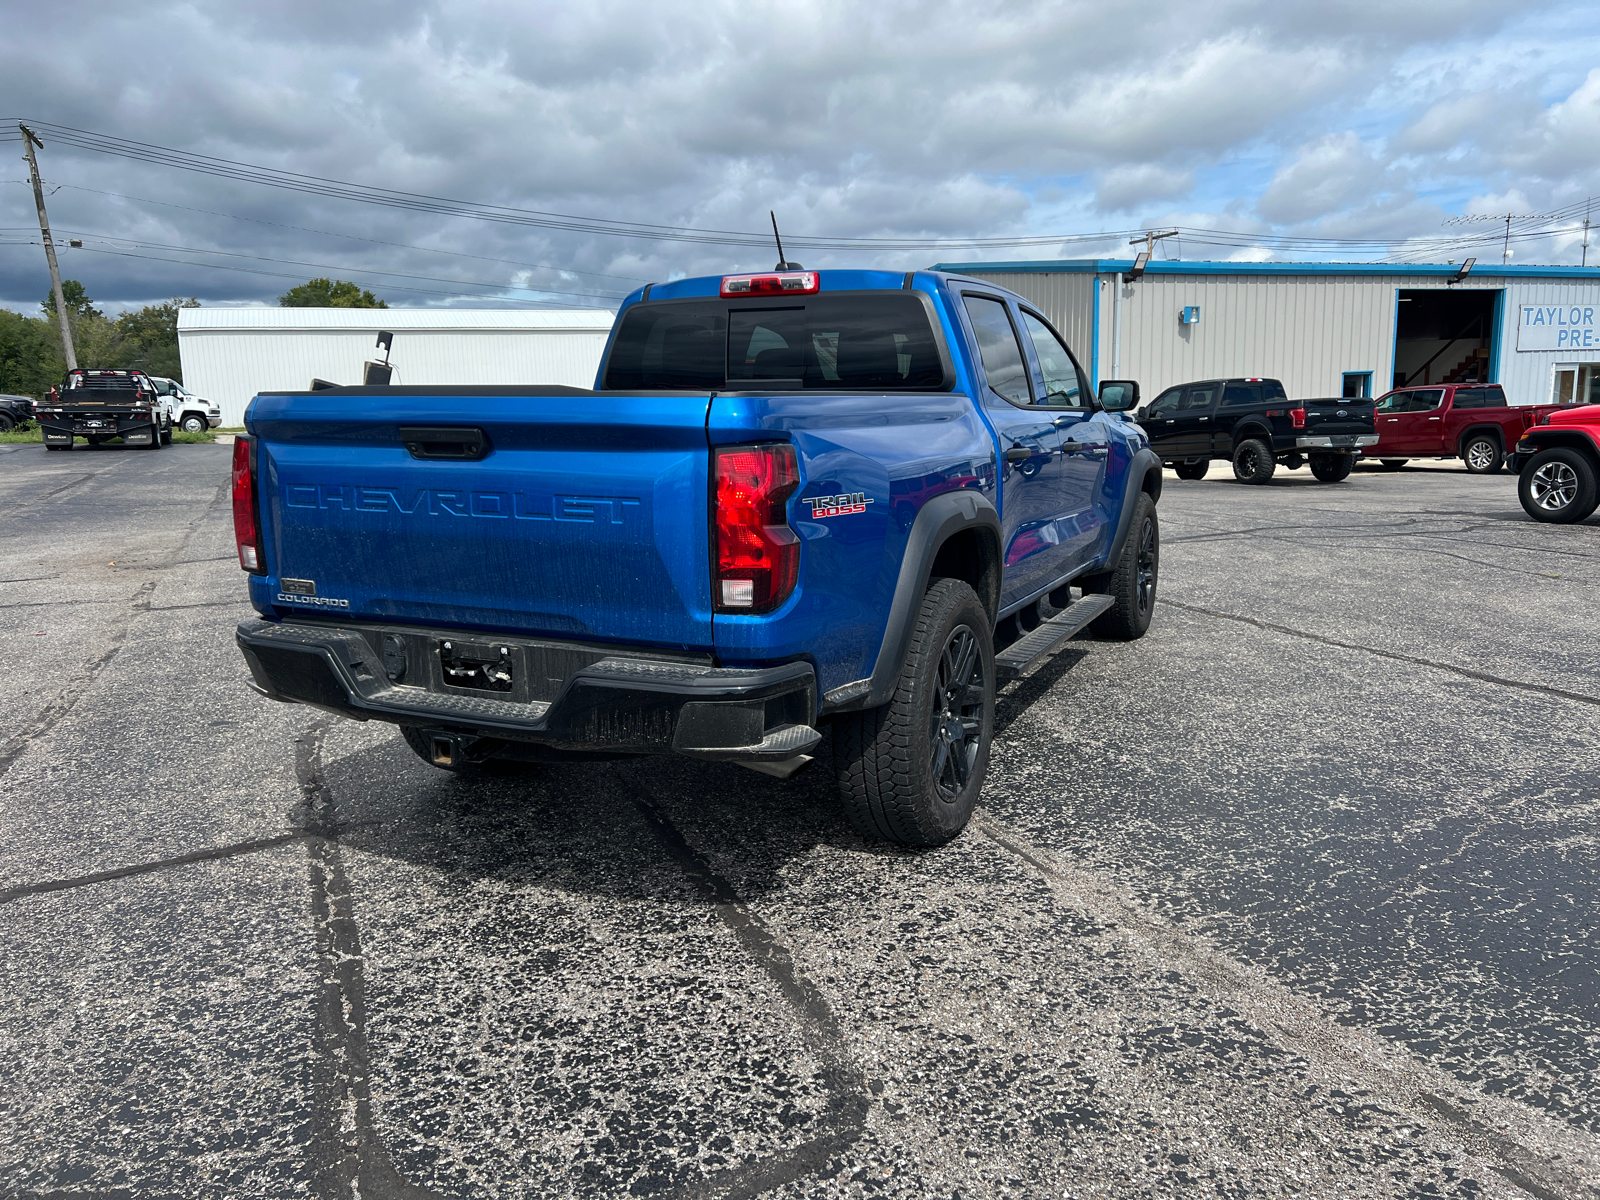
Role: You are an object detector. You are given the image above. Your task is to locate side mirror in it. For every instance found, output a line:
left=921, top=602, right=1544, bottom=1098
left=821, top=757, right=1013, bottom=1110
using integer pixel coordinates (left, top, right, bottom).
left=1098, top=380, right=1140, bottom=412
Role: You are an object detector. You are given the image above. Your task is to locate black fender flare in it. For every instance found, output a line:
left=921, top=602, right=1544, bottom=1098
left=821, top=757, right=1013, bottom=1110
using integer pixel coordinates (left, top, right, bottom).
left=1081, top=446, right=1162, bottom=588
left=1231, top=420, right=1273, bottom=448
left=854, top=489, right=1002, bottom=710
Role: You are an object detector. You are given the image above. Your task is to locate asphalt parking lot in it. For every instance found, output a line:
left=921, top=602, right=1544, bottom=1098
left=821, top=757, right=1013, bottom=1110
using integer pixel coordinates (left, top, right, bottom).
left=2, top=441, right=1598, bottom=1200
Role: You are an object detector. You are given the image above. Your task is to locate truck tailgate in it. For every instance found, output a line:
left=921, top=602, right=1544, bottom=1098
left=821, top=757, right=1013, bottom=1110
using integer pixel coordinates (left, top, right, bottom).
left=1304, top=398, right=1374, bottom=436
left=248, top=390, right=714, bottom=649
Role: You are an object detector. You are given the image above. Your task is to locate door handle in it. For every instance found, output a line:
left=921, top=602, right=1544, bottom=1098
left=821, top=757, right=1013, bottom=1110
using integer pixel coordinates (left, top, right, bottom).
left=1427, top=416, right=1441, bottom=421
left=1198, top=416, right=1209, bottom=421
left=1004, top=445, right=1031, bottom=463
left=1386, top=418, right=1399, bottom=423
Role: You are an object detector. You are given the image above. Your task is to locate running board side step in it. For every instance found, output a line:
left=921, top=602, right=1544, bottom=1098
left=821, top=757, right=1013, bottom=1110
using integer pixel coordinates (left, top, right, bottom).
left=993, top=594, right=1114, bottom=681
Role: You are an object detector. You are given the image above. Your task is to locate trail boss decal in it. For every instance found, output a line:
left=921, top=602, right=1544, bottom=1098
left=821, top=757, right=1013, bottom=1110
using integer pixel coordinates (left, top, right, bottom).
left=805, top=492, right=873, bottom=518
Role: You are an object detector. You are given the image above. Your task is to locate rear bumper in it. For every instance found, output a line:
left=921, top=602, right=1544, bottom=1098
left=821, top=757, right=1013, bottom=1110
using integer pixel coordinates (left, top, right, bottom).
left=38, top=412, right=159, bottom=443
left=1296, top=434, right=1379, bottom=451
left=236, top=618, right=820, bottom=762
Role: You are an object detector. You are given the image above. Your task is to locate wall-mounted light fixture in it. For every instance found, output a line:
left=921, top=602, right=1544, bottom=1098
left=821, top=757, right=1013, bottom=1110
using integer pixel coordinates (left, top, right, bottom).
left=1180, top=306, right=1201, bottom=325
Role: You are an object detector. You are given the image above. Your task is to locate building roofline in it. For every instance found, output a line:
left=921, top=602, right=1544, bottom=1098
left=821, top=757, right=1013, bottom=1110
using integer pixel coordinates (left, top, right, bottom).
left=931, top=259, right=1600, bottom=280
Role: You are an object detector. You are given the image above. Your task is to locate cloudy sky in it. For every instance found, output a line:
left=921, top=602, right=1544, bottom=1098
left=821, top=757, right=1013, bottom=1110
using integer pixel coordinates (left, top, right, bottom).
left=4, top=0, right=1599, bottom=315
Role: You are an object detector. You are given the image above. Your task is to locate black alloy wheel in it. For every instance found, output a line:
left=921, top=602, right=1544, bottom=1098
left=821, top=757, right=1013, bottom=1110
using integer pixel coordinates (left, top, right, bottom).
left=929, top=624, right=986, bottom=804
left=1232, top=438, right=1276, bottom=484
left=1086, top=492, right=1158, bottom=640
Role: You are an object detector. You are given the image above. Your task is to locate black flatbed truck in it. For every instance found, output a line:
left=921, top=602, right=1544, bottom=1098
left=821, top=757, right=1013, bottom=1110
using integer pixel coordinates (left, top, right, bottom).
left=35, top=368, right=172, bottom=451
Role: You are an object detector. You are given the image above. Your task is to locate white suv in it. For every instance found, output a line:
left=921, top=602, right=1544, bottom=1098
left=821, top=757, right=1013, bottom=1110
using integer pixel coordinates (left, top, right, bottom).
left=149, top=377, right=221, bottom=433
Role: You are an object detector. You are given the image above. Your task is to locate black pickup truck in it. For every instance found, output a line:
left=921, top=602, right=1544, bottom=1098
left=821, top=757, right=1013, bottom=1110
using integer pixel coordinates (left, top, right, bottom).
left=1135, top=377, right=1378, bottom=484
left=35, top=368, right=172, bottom=451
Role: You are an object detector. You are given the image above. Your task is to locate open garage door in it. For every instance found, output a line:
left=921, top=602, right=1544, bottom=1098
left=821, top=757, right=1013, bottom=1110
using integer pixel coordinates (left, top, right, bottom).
left=1392, top=289, right=1499, bottom=390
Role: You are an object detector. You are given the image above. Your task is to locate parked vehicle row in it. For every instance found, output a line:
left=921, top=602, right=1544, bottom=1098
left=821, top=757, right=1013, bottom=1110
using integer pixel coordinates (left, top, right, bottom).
left=1134, top=376, right=1377, bottom=484
left=1362, top=384, right=1564, bottom=474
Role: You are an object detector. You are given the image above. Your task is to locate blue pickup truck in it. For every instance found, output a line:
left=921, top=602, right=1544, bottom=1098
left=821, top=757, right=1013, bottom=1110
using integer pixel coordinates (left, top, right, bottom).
left=232, top=268, right=1162, bottom=845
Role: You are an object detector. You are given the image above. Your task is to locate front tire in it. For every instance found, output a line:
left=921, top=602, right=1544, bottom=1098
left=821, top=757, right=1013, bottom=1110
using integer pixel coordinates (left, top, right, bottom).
left=1173, top=459, right=1209, bottom=481
left=1463, top=434, right=1503, bottom=474
left=1518, top=449, right=1600, bottom=524
left=833, top=578, right=993, bottom=846
left=1088, top=492, right=1158, bottom=640
left=181, top=414, right=207, bottom=434
left=1232, top=438, right=1276, bottom=484
left=1309, top=453, right=1354, bottom=483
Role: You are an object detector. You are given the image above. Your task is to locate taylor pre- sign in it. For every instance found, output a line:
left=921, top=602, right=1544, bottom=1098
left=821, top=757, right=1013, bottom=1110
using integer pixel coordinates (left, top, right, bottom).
left=1517, top=303, right=1599, bottom=351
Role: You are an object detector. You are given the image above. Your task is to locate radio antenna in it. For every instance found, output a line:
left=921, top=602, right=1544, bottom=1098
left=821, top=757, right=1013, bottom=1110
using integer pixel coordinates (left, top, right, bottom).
left=771, top=211, right=802, bottom=271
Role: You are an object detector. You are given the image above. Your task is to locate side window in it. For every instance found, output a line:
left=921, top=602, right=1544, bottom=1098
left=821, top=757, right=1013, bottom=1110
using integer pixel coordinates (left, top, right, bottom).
left=1185, top=384, right=1218, bottom=410
left=962, top=295, right=1032, bottom=406
left=1221, top=383, right=1263, bottom=407
left=1454, top=388, right=1485, bottom=409
left=1484, top=386, right=1507, bottom=407
left=1017, top=310, right=1087, bottom=407
left=1146, top=387, right=1183, bottom=416
left=1375, top=391, right=1406, bottom=413
left=1412, top=388, right=1445, bottom=411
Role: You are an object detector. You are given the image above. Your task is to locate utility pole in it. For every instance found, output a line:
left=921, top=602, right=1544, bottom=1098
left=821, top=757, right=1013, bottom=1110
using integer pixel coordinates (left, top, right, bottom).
left=1584, top=199, right=1592, bottom=268
left=18, top=124, right=77, bottom=370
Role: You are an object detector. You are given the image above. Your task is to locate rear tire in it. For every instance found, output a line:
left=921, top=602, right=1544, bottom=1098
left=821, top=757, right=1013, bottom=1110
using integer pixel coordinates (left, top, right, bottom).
left=0, top=414, right=13, bottom=433
left=1518, top=449, right=1600, bottom=524
left=1309, top=453, right=1354, bottom=483
left=1089, top=492, right=1158, bottom=640
left=832, top=578, right=993, bottom=846
left=1462, top=434, right=1503, bottom=474
left=1232, top=439, right=1276, bottom=484
left=1379, top=459, right=1408, bottom=470
left=1173, top=459, right=1209, bottom=481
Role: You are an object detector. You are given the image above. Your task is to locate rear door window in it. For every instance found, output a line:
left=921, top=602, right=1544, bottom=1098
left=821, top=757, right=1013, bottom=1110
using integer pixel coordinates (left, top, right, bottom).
left=1411, top=388, right=1445, bottom=411
left=961, top=295, right=1032, bottom=406
left=1185, top=384, right=1218, bottom=411
left=1221, top=383, right=1262, bottom=407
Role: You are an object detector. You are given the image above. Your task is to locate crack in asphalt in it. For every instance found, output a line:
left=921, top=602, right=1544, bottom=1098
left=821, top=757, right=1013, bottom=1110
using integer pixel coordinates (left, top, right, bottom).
left=617, top=764, right=871, bottom=1200
left=975, top=817, right=1600, bottom=1200
left=1158, top=597, right=1600, bottom=709
left=293, top=718, right=441, bottom=1200
left=611, top=771, right=870, bottom=1200
left=0, top=832, right=310, bottom=906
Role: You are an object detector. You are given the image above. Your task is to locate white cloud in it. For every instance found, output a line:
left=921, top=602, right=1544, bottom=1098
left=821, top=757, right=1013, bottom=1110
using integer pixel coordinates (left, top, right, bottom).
left=1, top=0, right=1597, bottom=308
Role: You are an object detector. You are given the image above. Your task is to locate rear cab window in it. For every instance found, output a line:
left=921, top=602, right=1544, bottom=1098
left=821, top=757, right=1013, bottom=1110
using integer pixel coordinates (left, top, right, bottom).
left=603, top=292, right=948, bottom=391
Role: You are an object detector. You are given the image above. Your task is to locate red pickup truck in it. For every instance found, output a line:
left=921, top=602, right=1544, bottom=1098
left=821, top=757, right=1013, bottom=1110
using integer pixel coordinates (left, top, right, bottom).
left=1512, top=404, right=1600, bottom=523
left=1362, top=384, right=1561, bottom=474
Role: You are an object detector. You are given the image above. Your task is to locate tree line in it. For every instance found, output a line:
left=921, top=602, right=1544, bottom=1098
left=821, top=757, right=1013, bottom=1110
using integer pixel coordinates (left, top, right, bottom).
left=0, top=277, right=387, bottom=399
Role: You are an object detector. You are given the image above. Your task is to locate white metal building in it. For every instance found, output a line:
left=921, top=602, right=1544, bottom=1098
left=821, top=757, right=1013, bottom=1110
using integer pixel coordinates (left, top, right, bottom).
left=177, top=307, right=616, bottom=426
left=935, top=260, right=1600, bottom=407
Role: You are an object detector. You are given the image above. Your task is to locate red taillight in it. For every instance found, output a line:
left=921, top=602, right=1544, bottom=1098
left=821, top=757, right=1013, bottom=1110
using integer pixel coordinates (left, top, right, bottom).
left=1290, top=407, right=1306, bottom=429
left=713, top=443, right=799, bottom=613
left=720, top=272, right=819, bottom=297
left=232, top=435, right=263, bottom=573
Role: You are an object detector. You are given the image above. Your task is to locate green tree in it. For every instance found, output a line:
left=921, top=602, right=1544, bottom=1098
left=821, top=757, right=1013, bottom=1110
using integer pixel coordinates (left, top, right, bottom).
left=116, top=298, right=199, bottom=380
left=40, top=278, right=102, bottom=320
left=0, top=309, right=65, bottom=398
left=278, top=277, right=388, bottom=308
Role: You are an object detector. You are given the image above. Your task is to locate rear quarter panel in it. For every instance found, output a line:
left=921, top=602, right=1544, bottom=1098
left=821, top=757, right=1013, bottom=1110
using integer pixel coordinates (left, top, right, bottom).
left=707, top=390, right=995, bottom=694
